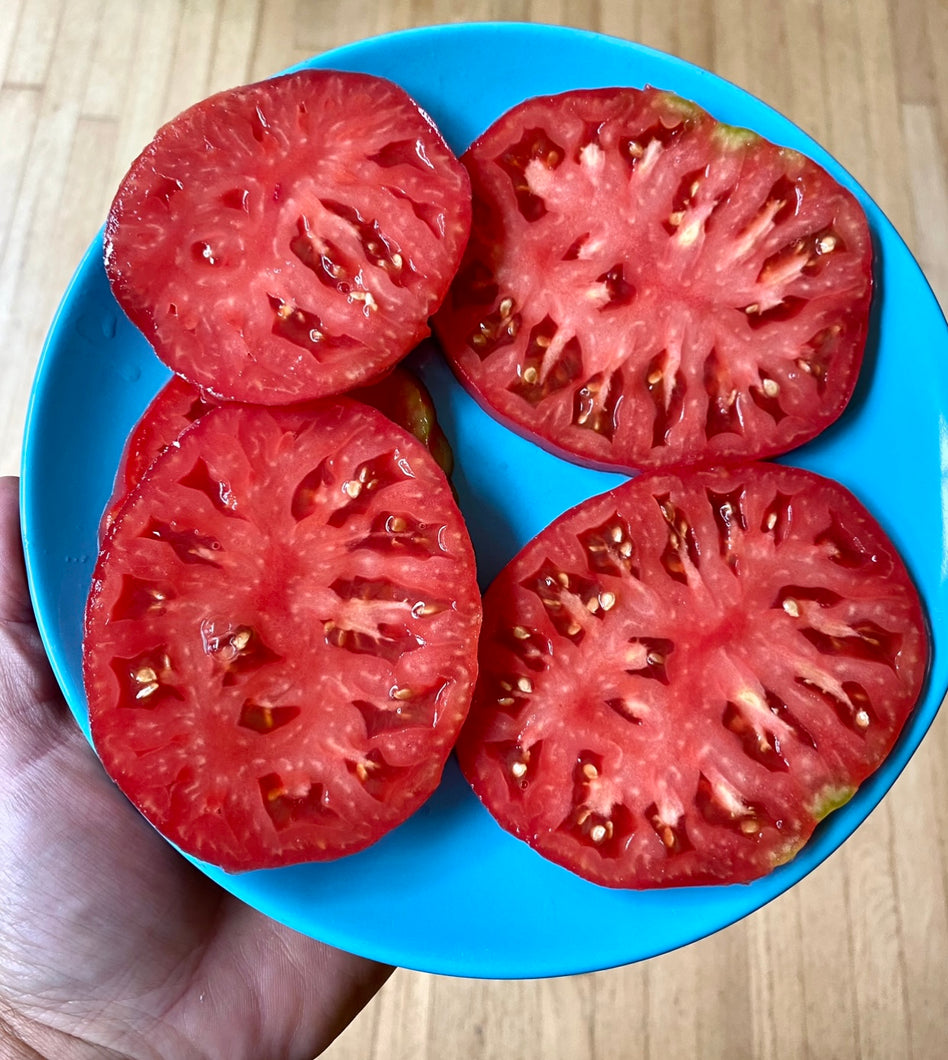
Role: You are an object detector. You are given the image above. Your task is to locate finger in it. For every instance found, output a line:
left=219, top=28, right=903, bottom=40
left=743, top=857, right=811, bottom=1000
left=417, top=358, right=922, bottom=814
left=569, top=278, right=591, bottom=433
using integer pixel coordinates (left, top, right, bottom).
left=0, top=476, right=75, bottom=755
left=0, top=477, right=34, bottom=626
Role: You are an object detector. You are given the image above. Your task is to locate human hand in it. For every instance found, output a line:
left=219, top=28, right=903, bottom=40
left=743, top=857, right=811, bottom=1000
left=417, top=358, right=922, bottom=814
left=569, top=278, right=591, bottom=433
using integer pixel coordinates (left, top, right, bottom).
left=0, top=476, right=391, bottom=1059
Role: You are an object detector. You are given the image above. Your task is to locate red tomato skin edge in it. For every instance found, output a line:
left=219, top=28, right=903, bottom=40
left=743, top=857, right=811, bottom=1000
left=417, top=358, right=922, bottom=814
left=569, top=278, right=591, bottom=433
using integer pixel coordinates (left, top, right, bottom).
left=456, top=462, right=929, bottom=889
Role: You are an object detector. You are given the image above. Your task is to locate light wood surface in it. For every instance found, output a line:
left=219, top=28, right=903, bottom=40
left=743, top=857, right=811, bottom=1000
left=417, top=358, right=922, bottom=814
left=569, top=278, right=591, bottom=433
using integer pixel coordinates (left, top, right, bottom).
left=3, top=2, right=946, bottom=1058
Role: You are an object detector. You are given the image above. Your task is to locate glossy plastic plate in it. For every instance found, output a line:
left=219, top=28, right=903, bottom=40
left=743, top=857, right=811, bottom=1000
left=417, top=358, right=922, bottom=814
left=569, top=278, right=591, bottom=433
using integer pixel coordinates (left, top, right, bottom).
left=20, top=23, right=948, bottom=978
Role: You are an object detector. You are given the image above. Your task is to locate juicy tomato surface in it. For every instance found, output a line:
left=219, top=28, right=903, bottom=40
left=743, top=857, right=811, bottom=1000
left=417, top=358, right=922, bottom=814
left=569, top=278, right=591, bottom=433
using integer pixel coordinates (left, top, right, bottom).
left=458, top=462, right=927, bottom=888
left=84, top=401, right=481, bottom=871
left=434, top=87, right=873, bottom=472
left=105, top=69, right=472, bottom=404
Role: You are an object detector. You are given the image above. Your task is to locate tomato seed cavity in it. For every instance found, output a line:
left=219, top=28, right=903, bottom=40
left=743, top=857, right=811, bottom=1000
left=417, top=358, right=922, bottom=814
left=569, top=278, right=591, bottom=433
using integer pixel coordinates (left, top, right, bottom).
left=144, top=519, right=224, bottom=567
left=368, top=137, right=434, bottom=172
left=238, top=700, right=301, bottom=734
left=353, top=682, right=445, bottom=738
left=259, top=773, right=338, bottom=831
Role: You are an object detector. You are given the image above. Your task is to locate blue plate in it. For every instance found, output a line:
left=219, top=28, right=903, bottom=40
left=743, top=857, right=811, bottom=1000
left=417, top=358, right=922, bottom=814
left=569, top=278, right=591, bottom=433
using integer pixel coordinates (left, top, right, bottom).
left=20, top=23, right=948, bottom=978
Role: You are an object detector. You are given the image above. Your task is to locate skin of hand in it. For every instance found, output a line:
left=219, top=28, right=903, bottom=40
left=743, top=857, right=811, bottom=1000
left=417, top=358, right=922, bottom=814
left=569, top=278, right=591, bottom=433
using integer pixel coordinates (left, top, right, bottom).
left=0, top=476, right=392, bottom=1059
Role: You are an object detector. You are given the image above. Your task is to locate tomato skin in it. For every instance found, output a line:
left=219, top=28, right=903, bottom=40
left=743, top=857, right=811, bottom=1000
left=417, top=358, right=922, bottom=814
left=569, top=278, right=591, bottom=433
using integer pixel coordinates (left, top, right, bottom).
left=105, top=69, right=472, bottom=404
left=84, top=400, right=481, bottom=871
left=435, top=87, right=873, bottom=472
left=458, top=463, right=927, bottom=888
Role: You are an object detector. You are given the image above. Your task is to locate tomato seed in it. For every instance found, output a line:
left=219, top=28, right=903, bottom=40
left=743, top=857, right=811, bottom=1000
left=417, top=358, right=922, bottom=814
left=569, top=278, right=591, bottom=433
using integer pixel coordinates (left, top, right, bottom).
left=350, top=290, right=378, bottom=314
left=411, top=600, right=444, bottom=617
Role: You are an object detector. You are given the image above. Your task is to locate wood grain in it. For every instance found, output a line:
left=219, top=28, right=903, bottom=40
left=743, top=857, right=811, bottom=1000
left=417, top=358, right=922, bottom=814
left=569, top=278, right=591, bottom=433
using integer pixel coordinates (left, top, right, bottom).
left=2, top=3, right=945, bottom=1058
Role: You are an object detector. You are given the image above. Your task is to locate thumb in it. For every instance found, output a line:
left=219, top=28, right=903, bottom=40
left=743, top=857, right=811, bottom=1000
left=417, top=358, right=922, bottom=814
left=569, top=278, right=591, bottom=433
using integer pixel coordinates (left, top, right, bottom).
left=0, top=477, right=33, bottom=626
left=0, top=475, right=78, bottom=765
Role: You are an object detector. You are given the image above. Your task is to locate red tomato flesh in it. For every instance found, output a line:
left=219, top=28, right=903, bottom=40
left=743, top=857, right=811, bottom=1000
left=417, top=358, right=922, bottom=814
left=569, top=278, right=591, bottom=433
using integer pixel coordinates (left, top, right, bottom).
left=105, top=69, right=472, bottom=404
left=84, top=401, right=481, bottom=871
left=435, top=87, right=873, bottom=472
left=458, top=463, right=927, bottom=888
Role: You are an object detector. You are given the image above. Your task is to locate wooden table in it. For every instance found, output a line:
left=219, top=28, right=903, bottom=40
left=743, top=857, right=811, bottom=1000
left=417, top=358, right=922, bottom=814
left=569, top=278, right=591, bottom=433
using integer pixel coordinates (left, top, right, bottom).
left=2, top=2, right=945, bottom=1057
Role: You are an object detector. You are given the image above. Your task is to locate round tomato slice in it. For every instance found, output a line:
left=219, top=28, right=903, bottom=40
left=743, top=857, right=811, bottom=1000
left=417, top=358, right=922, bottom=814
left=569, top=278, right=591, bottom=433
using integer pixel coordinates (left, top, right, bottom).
left=84, top=401, right=481, bottom=871
left=458, top=463, right=927, bottom=888
left=105, top=69, right=472, bottom=404
left=434, top=88, right=872, bottom=472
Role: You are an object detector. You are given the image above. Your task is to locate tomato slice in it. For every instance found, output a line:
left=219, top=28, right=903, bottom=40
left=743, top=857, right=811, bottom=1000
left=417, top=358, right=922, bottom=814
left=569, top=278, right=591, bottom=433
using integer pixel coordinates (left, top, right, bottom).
left=105, top=69, right=472, bottom=404
left=434, top=88, right=872, bottom=471
left=84, top=401, right=481, bottom=871
left=458, top=463, right=927, bottom=888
